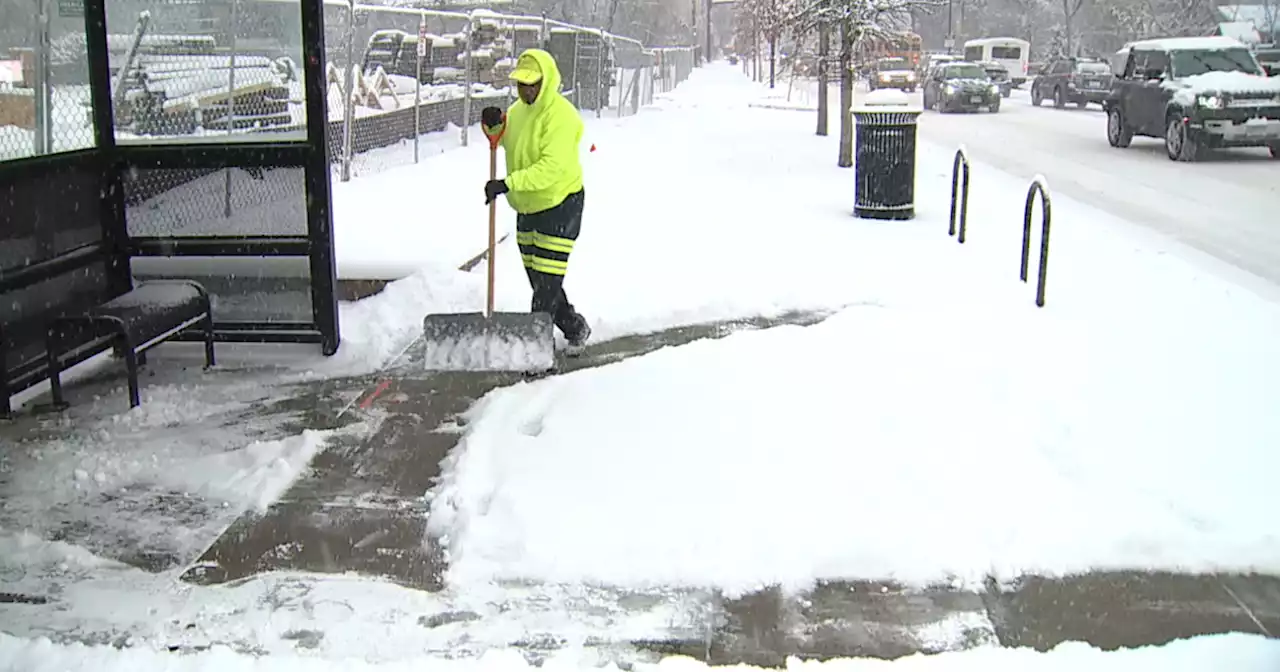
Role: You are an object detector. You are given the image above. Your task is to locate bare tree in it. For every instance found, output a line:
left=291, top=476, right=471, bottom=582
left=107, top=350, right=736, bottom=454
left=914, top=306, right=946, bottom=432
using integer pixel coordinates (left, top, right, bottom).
left=1059, top=0, right=1087, bottom=56
left=817, top=20, right=830, bottom=135
left=1093, top=0, right=1216, bottom=41
left=791, top=0, right=943, bottom=166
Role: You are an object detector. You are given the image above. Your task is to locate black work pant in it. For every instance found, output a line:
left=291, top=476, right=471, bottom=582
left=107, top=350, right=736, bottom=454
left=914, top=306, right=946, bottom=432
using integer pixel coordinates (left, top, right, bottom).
left=516, top=189, right=587, bottom=340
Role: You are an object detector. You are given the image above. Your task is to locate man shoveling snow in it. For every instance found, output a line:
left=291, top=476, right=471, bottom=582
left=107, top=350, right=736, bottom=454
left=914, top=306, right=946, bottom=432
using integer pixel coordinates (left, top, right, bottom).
left=482, top=49, right=592, bottom=354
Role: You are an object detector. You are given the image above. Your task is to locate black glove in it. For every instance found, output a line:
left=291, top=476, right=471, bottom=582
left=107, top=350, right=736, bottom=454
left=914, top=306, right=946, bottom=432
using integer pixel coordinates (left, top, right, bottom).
left=481, top=106, right=504, bottom=129
left=484, top=179, right=509, bottom=205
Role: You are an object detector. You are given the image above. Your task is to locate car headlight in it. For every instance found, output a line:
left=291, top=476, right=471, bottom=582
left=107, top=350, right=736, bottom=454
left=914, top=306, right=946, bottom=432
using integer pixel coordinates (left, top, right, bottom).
left=879, top=73, right=890, bottom=81
left=944, top=84, right=957, bottom=94
left=988, top=84, right=999, bottom=94
left=1197, top=95, right=1224, bottom=109
left=906, top=72, right=916, bottom=81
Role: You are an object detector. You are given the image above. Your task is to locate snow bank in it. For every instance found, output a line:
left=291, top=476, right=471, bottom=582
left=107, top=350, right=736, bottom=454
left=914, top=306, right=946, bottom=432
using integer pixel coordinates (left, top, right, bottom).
left=429, top=299, right=1280, bottom=593
left=0, top=632, right=1278, bottom=671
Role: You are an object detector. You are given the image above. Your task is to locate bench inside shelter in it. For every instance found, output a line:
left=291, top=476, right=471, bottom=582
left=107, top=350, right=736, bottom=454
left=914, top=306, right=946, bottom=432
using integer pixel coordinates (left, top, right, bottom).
left=0, top=153, right=216, bottom=416
left=1, top=0, right=338, bottom=420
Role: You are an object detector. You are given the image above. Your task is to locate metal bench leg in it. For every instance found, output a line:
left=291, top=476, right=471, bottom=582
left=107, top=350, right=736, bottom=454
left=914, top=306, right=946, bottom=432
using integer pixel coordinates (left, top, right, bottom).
left=1, top=376, right=11, bottom=420
left=202, top=311, right=216, bottom=369
left=120, top=337, right=142, bottom=409
left=46, top=329, right=67, bottom=409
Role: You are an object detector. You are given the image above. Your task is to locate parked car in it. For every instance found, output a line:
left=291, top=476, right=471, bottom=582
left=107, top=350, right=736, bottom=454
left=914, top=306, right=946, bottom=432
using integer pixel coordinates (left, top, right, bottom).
left=923, top=61, right=1002, bottom=112
left=978, top=60, right=1014, bottom=97
left=920, top=53, right=958, bottom=78
left=1031, top=57, right=1114, bottom=108
left=869, top=57, right=918, bottom=92
left=1104, top=36, right=1280, bottom=161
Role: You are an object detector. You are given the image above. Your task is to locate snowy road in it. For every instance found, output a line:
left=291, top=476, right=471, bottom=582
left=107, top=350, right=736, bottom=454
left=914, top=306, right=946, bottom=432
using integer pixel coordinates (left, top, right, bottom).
left=909, top=87, right=1280, bottom=285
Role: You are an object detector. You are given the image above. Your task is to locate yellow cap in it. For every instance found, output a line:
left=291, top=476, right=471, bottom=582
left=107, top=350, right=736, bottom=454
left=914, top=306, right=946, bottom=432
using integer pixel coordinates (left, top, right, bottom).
left=510, top=53, right=542, bottom=85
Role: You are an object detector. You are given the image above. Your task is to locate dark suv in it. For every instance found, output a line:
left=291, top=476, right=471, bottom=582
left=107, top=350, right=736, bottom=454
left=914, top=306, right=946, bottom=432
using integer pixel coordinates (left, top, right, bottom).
left=1031, top=57, right=1114, bottom=108
left=923, top=61, right=1002, bottom=113
left=1104, top=37, right=1280, bottom=161
left=978, top=60, right=1014, bottom=97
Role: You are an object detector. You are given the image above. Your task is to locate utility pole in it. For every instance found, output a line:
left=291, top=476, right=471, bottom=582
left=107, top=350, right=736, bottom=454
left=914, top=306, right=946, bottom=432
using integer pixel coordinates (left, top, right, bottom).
left=706, top=0, right=713, bottom=61
left=946, top=0, right=954, bottom=54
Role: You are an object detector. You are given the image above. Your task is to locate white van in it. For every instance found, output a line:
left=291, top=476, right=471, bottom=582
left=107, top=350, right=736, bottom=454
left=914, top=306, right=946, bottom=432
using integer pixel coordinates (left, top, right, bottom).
left=963, top=37, right=1031, bottom=85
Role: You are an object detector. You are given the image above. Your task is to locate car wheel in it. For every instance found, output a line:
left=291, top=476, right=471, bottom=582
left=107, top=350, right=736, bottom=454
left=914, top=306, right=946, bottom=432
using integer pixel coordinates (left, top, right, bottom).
left=1270, top=142, right=1280, bottom=159
left=1002, top=89, right=1011, bottom=98
left=1031, top=87, right=1043, bottom=106
left=1054, top=87, right=1066, bottom=108
left=1076, top=100, right=1088, bottom=109
left=990, top=98, right=1001, bottom=113
left=1165, top=117, right=1201, bottom=162
left=1107, top=108, right=1133, bottom=148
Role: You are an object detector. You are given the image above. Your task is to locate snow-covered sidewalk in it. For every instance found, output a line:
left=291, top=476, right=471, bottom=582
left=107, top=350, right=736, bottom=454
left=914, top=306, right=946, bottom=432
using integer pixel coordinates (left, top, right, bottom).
left=3, top=62, right=1279, bottom=669
left=406, top=64, right=1280, bottom=594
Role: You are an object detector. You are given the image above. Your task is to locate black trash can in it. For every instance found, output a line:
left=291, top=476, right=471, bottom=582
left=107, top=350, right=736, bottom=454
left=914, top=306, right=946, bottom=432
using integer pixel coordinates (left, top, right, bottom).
left=853, top=106, right=921, bottom=220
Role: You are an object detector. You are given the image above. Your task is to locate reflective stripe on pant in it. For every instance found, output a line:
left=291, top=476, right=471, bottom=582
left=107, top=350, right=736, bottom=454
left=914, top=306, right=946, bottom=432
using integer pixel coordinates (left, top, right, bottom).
left=516, top=189, right=586, bottom=340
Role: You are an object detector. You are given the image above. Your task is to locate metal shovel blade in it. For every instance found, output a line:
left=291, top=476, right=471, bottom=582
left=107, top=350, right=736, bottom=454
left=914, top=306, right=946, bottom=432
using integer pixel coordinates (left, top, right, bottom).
left=421, top=311, right=556, bottom=372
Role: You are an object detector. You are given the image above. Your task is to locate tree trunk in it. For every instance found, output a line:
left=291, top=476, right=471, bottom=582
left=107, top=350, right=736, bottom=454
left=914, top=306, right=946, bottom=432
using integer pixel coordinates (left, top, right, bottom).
left=769, top=37, right=776, bottom=88
left=816, top=21, right=829, bottom=136
left=838, top=20, right=854, bottom=168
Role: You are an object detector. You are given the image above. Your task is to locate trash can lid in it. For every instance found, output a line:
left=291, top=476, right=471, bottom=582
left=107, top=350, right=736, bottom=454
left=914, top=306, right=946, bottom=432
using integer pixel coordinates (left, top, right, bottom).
left=852, top=88, right=922, bottom=113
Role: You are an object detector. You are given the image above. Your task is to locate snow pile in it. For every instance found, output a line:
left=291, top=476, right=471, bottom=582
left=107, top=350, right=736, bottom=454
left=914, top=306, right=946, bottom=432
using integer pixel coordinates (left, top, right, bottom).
left=419, top=327, right=555, bottom=373
left=319, top=263, right=496, bottom=376
left=1, top=632, right=1279, bottom=671
left=0, top=529, right=128, bottom=574
left=861, top=88, right=915, bottom=107
left=157, top=430, right=334, bottom=513
left=429, top=299, right=1280, bottom=593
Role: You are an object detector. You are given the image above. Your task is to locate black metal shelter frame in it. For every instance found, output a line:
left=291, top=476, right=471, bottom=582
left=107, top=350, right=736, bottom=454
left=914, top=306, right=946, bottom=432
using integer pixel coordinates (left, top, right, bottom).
left=0, top=0, right=338, bottom=416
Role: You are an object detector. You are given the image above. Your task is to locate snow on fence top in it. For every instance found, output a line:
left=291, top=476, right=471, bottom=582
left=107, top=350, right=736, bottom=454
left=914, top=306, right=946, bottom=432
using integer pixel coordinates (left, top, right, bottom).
left=1126, top=36, right=1247, bottom=51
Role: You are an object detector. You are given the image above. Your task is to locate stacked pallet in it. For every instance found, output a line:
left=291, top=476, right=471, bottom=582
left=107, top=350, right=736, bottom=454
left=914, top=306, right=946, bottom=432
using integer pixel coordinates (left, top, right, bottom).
left=363, top=30, right=466, bottom=85
left=110, top=33, right=291, bottom=135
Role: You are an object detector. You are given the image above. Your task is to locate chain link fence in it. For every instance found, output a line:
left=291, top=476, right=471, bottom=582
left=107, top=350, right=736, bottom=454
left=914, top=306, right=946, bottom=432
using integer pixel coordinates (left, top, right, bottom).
left=327, top=3, right=700, bottom=178
left=1, top=0, right=97, bottom=161
left=1, top=1, right=699, bottom=176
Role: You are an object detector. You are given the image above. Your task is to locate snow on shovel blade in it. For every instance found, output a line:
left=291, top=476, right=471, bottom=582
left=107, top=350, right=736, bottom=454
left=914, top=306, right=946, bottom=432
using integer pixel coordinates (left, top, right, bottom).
left=421, top=312, right=555, bottom=372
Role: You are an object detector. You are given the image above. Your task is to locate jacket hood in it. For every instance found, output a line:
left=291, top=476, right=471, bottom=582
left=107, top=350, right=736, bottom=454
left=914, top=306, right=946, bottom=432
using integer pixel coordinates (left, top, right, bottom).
left=516, top=49, right=562, bottom=108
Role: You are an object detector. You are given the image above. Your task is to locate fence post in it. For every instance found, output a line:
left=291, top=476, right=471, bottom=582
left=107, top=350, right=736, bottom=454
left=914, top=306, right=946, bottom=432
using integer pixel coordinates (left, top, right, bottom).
left=414, top=11, right=425, bottom=163
left=33, top=0, right=51, bottom=154
left=949, top=146, right=970, bottom=243
left=461, top=12, right=475, bottom=148
left=340, top=0, right=356, bottom=182
left=1020, top=176, right=1053, bottom=308
left=223, top=0, right=239, bottom=218
left=596, top=36, right=606, bottom=118
left=571, top=29, right=581, bottom=106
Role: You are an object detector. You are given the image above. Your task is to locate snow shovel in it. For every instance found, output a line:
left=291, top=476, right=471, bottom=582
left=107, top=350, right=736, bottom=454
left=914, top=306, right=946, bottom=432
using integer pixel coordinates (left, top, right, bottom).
left=419, top=116, right=555, bottom=373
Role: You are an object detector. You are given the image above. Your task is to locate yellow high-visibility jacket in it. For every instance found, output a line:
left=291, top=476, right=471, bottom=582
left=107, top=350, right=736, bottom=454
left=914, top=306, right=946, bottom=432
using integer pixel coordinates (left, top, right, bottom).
left=501, top=49, right=585, bottom=215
